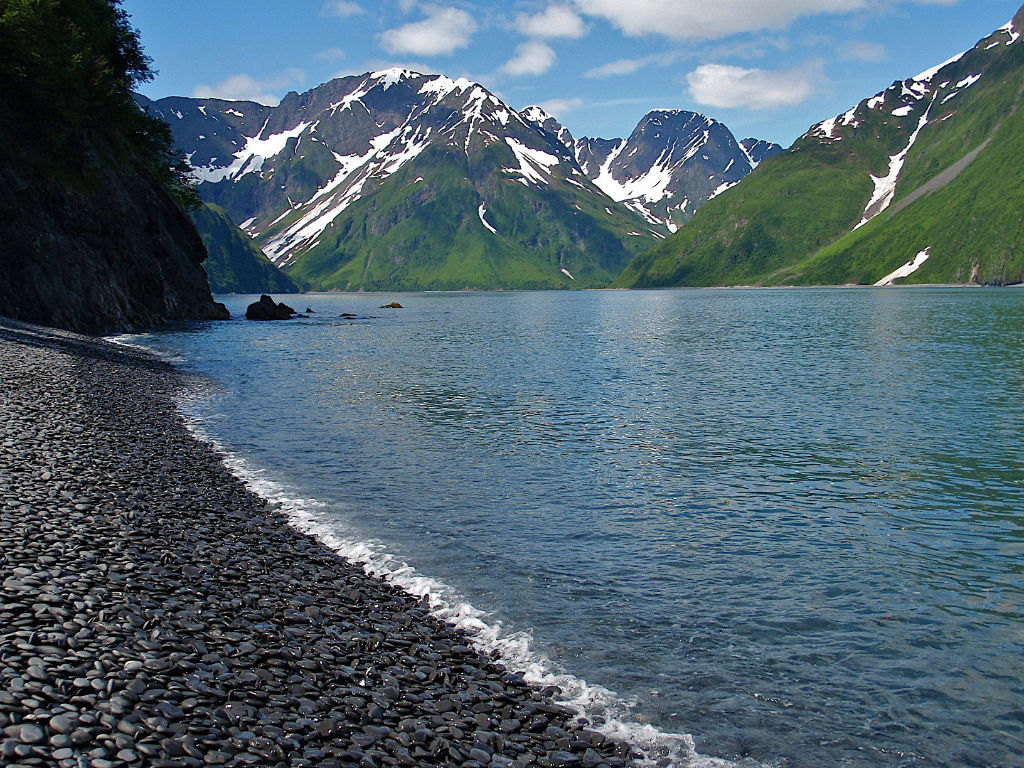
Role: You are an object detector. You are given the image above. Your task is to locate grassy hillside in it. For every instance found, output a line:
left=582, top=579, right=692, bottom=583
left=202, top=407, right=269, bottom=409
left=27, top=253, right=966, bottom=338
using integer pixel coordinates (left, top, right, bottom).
left=617, top=9, right=1024, bottom=288
left=282, top=144, right=656, bottom=291
left=192, top=204, right=300, bottom=294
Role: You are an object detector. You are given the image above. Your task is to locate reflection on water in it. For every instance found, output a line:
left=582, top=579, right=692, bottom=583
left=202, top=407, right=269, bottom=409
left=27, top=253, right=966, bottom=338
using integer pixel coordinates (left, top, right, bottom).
left=139, top=288, right=1024, bottom=767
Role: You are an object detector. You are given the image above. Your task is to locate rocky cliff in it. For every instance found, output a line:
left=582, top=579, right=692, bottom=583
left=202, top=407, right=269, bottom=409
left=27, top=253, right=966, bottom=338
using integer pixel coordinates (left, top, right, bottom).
left=0, top=128, right=228, bottom=334
left=0, top=0, right=228, bottom=334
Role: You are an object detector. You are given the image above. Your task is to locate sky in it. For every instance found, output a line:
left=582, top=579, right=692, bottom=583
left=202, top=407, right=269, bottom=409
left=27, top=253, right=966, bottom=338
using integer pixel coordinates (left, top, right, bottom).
left=125, top=0, right=1020, bottom=146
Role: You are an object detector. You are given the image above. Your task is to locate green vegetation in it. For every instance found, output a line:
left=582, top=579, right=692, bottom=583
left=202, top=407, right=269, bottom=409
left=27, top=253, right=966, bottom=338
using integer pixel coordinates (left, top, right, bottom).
left=794, top=101, right=1024, bottom=286
left=192, top=204, right=300, bottom=294
left=613, top=148, right=875, bottom=287
left=617, top=13, right=1024, bottom=289
left=280, top=144, right=655, bottom=291
left=0, top=0, right=197, bottom=207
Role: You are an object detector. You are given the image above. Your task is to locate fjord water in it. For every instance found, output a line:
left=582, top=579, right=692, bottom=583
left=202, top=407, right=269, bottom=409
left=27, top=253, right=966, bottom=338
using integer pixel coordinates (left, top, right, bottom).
left=135, top=288, right=1023, bottom=767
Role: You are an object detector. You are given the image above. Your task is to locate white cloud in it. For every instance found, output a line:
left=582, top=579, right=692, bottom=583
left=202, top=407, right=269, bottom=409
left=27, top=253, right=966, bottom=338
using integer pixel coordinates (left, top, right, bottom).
left=686, top=60, right=824, bottom=110
left=584, top=52, right=680, bottom=78
left=516, top=5, right=587, bottom=39
left=574, top=0, right=952, bottom=41
left=841, top=40, right=887, bottom=61
left=321, top=1, right=363, bottom=17
left=379, top=7, right=477, bottom=56
left=315, top=47, right=347, bottom=62
left=192, top=69, right=305, bottom=106
left=501, top=40, right=557, bottom=76
left=536, top=97, right=584, bottom=117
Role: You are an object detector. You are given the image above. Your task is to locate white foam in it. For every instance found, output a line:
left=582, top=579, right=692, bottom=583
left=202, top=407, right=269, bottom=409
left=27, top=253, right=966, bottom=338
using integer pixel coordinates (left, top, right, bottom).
left=168, top=396, right=740, bottom=768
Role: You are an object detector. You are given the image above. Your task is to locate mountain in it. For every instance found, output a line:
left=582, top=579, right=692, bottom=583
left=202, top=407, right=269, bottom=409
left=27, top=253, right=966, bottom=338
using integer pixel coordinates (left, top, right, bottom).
left=139, top=71, right=663, bottom=291
left=740, top=138, right=783, bottom=167
left=0, top=0, right=227, bottom=334
left=522, top=106, right=782, bottom=232
left=618, top=8, right=1024, bottom=288
left=192, top=203, right=299, bottom=294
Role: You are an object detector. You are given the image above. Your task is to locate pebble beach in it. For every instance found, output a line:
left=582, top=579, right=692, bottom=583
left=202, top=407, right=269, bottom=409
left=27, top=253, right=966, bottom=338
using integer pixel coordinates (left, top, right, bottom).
left=0, top=320, right=640, bottom=768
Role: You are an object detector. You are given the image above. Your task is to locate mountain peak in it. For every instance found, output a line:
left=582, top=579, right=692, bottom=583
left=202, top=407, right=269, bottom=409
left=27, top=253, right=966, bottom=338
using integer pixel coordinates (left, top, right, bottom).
left=521, top=105, right=555, bottom=124
left=369, top=68, right=423, bottom=88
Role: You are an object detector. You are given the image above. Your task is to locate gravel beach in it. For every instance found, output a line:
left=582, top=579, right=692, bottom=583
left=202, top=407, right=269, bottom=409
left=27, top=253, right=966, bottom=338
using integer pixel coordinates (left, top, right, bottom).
left=0, top=320, right=641, bottom=768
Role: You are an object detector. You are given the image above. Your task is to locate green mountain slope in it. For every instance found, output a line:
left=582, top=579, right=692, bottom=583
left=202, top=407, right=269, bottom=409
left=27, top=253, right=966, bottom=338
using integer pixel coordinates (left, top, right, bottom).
left=618, top=8, right=1024, bottom=288
left=143, top=71, right=658, bottom=291
left=191, top=204, right=299, bottom=294
left=284, top=144, right=653, bottom=291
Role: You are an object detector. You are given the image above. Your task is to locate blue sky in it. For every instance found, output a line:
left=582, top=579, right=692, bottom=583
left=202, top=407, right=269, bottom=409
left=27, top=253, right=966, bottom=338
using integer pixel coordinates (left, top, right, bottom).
left=125, top=0, right=1019, bottom=145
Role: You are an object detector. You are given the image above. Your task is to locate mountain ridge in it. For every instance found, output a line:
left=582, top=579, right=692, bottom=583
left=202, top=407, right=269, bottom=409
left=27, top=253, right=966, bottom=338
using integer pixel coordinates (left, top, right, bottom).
left=617, top=7, right=1024, bottom=289
left=141, top=70, right=661, bottom=290
left=144, top=69, right=779, bottom=291
left=521, top=106, right=782, bottom=232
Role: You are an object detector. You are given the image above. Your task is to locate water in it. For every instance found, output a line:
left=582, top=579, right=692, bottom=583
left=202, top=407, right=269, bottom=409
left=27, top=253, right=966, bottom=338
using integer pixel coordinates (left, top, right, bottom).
left=127, top=288, right=1024, bottom=767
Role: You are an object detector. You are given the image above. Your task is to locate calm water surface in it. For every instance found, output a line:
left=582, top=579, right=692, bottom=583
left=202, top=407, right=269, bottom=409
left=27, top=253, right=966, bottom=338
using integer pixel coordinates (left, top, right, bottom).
left=134, top=288, right=1024, bottom=767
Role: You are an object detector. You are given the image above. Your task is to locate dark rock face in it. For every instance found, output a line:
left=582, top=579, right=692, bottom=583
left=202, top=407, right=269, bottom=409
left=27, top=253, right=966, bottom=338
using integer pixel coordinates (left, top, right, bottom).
left=0, top=125, right=229, bottom=334
left=740, top=138, right=784, bottom=167
left=245, top=295, right=296, bottom=320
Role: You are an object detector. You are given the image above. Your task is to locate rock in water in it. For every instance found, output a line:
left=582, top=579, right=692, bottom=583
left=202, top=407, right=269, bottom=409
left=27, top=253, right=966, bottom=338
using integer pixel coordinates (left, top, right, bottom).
left=245, top=295, right=297, bottom=321
left=380, top=302, right=403, bottom=309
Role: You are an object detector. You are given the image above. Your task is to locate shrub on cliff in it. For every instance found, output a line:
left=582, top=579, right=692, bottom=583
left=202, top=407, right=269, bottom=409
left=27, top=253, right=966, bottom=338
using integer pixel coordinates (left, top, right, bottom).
left=0, top=0, right=197, bottom=208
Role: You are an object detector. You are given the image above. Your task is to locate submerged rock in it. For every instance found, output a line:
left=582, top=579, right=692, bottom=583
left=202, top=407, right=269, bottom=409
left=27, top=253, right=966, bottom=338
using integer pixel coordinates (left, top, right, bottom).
left=245, top=295, right=297, bottom=321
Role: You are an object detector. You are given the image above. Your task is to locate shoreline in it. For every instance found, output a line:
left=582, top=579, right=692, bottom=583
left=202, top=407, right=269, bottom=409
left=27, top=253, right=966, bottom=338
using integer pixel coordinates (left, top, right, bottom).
left=211, top=281, right=1020, bottom=299
left=0, top=319, right=648, bottom=768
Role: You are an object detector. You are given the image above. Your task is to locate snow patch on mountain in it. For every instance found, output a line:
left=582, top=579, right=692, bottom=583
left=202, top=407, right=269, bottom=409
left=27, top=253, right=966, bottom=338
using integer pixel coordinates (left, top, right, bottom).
left=814, top=116, right=841, bottom=140
left=708, top=181, right=737, bottom=200
left=874, top=248, right=931, bottom=285
left=913, top=51, right=968, bottom=83
left=504, top=138, right=559, bottom=185
left=372, top=68, right=419, bottom=90
left=999, top=20, right=1020, bottom=44
left=192, top=120, right=311, bottom=183
left=815, top=105, right=861, bottom=139
left=592, top=142, right=678, bottom=205
left=478, top=203, right=498, bottom=235
left=419, top=75, right=474, bottom=101
left=856, top=98, right=935, bottom=229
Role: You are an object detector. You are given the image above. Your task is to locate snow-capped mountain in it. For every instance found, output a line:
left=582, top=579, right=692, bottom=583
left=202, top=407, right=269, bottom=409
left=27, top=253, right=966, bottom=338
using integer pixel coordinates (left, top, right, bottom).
left=139, top=70, right=662, bottom=290
left=619, top=7, right=1024, bottom=288
left=522, top=106, right=781, bottom=232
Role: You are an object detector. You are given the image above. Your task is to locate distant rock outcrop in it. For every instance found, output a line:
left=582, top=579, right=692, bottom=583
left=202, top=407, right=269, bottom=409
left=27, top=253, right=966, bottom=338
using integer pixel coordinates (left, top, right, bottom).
left=246, top=295, right=297, bottom=320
